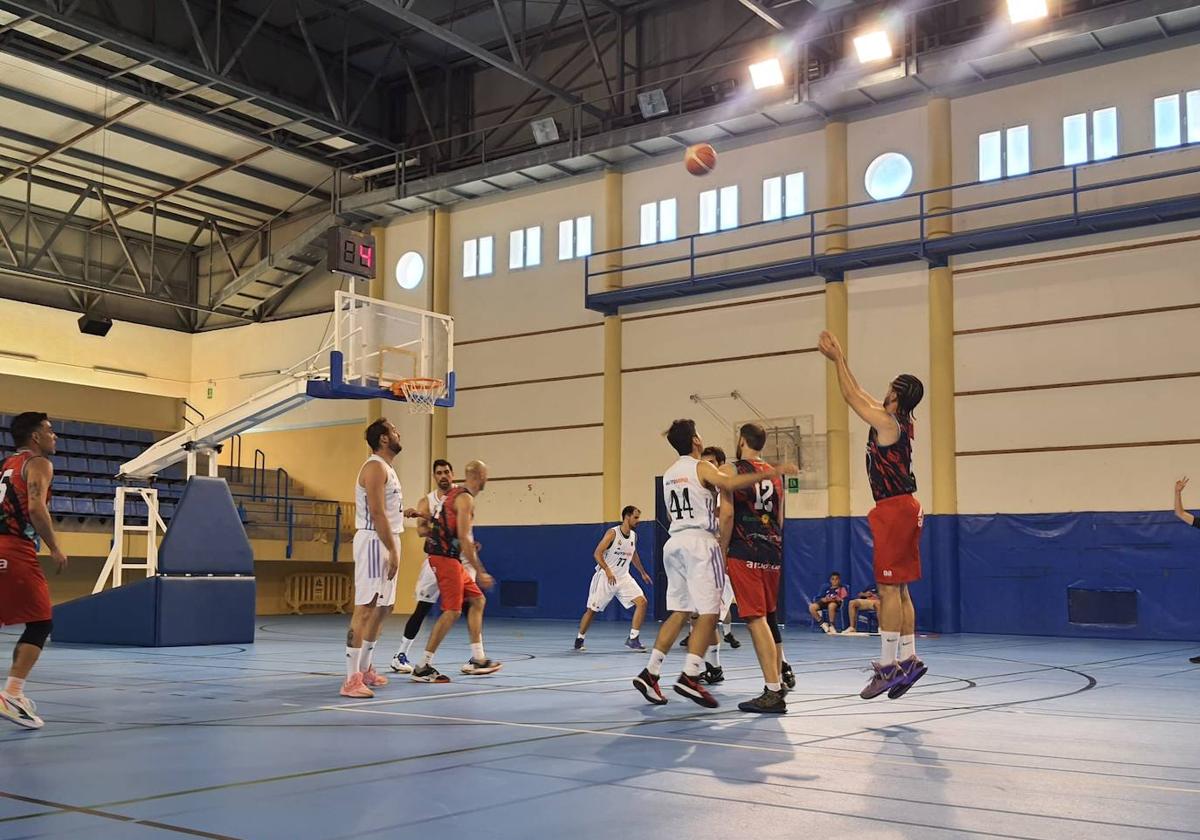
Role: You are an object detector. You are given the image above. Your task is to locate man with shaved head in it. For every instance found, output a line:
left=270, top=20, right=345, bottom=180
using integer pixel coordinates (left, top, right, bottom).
left=411, top=460, right=502, bottom=683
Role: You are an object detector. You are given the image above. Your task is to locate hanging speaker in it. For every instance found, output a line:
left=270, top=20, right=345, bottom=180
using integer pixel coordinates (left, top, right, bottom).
left=78, top=311, right=113, bottom=337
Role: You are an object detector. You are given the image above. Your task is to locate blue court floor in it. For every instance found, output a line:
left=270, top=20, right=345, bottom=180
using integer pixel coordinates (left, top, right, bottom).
left=1, top=617, right=1198, bottom=840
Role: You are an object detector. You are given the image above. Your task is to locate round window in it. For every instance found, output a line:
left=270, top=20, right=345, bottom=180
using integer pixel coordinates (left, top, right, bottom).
left=864, top=152, right=913, bottom=201
left=395, top=251, right=425, bottom=290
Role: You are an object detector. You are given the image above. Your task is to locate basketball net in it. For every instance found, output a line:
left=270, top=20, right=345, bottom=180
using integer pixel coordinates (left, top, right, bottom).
left=392, top=378, right=444, bottom=414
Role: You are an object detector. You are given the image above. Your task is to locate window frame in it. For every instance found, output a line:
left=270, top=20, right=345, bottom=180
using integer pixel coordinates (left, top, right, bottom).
left=978, top=124, right=1031, bottom=181
left=639, top=198, right=678, bottom=245
left=462, top=236, right=495, bottom=278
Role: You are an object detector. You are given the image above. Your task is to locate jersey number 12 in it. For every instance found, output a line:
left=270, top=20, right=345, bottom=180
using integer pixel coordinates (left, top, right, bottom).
left=753, top=479, right=775, bottom=513
left=668, top=487, right=695, bottom=520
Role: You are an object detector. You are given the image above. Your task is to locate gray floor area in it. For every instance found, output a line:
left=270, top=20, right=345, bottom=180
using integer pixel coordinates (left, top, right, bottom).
left=1, top=616, right=1197, bottom=839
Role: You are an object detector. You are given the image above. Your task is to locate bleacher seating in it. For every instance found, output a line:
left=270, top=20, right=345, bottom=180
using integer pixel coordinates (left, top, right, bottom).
left=0, top=413, right=181, bottom=525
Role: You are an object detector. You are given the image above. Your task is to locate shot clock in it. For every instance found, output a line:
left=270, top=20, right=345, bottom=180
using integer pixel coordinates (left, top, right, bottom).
left=326, top=227, right=376, bottom=280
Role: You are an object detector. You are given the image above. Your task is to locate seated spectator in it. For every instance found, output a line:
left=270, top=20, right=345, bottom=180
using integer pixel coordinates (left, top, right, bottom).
left=809, top=572, right=848, bottom=635
left=843, top=585, right=880, bottom=634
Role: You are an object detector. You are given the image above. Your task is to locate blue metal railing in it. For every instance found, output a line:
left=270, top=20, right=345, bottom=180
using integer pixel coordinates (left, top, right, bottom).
left=275, top=467, right=290, bottom=519
left=226, top=433, right=242, bottom=482
left=584, top=141, right=1200, bottom=304
left=252, top=449, right=266, bottom=501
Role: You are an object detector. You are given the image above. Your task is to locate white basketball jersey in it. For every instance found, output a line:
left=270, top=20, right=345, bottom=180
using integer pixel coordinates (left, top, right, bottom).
left=355, top=455, right=404, bottom=532
left=598, top=526, right=637, bottom=574
left=662, top=455, right=717, bottom=535
left=427, top=489, right=446, bottom=518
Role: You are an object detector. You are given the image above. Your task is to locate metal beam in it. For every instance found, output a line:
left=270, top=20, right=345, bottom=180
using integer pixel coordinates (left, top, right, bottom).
left=0, top=100, right=144, bottom=189
left=492, top=0, right=523, bottom=67
left=732, top=0, right=784, bottom=30
left=177, top=0, right=216, bottom=72
left=576, top=0, right=614, bottom=105
left=294, top=7, right=342, bottom=122
left=359, top=0, right=607, bottom=119
left=94, top=187, right=146, bottom=292
left=0, top=81, right=326, bottom=201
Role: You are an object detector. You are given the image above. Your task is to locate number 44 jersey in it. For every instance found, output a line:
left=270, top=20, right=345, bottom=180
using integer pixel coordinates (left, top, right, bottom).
left=662, top=455, right=718, bottom=536
left=728, top=459, right=783, bottom=566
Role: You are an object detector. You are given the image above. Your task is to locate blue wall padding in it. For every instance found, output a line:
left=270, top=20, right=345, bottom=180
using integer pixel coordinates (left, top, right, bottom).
left=157, top=577, right=256, bottom=645
left=53, top=577, right=159, bottom=645
left=472, top=522, right=656, bottom=620
left=53, top=576, right=255, bottom=646
left=158, top=477, right=253, bottom=575
left=958, top=511, right=1200, bottom=641
left=473, top=511, right=1200, bottom=641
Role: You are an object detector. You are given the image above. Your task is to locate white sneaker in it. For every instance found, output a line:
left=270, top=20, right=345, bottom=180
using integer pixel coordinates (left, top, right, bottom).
left=0, top=692, right=43, bottom=730
left=840, top=628, right=861, bottom=635
left=390, top=652, right=414, bottom=674
left=822, top=623, right=837, bottom=635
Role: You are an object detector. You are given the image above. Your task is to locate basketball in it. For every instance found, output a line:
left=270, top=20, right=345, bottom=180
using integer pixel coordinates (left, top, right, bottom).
left=684, top=143, right=717, bottom=176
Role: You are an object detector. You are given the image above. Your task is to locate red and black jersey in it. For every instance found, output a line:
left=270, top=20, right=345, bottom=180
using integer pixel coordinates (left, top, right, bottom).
left=425, top=485, right=472, bottom=558
left=0, top=451, right=49, bottom=544
left=727, top=459, right=783, bottom=567
left=866, top=415, right=917, bottom=502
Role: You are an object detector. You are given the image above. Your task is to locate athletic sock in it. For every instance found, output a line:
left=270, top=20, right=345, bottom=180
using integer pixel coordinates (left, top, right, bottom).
left=683, top=653, right=705, bottom=677
left=470, top=642, right=485, bottom=661
left=345, top=647, right=360, bottom=680
left=629, top=628, right=639, bottom=639
left=704, top=644, right=721, bottom=668
left=717, top=621, right=726, bottom=637
left=359, top=640, right=377, bottom=672
left=899, top=634, right=916, bottom=662
left=647, top=648, right=666, bottom=677
left=880, top=631, right=900, bottom=666
left=399, top=636, right=416, bottom=656
left=421, top=650, right=435, bottom=667
left=766, top=682, right=782, bottom=692
left=576, top=633, right=586, bottom=641
left=4, top=677, right=25, bottom=697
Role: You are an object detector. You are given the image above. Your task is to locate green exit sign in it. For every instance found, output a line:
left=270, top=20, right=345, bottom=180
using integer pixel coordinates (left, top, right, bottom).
left=787, top=476, right=800, bottom=493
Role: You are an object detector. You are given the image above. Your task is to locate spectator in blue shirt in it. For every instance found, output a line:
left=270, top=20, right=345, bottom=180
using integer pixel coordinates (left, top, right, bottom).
left=810, top=572, right=849, bottom=635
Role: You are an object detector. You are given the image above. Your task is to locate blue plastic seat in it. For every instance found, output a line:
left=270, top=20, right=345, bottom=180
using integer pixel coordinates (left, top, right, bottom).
left=72, top=498, right=95, bottom=516
left=103, top=442, right=124, bottom=458
left=85, top=440, right=105, bottom=456
left=59, top=438, right=84, bottom=454
left=62, top=420, right=84, bottom=438
left=95, top=499, right=115, bottom=518
left=135, top=429, right=155, bottom=444
left=87, top=459, right=107, bottom=475
left=82, top=423, right=103, bottom=439
left=66, top=457, right=88, bottom=473
left=49, top=497, right=70, bottom=516
left=123, top=443, right=143, bottom=458
left=100, top=425, right=122, bottom=441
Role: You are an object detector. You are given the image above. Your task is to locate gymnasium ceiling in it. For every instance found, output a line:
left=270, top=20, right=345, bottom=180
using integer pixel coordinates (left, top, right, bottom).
left=0, top=0, right=1197, bottom=331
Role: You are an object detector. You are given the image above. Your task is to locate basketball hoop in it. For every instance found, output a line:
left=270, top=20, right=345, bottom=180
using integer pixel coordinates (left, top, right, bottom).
left=391, top=377, right=444, bottom=414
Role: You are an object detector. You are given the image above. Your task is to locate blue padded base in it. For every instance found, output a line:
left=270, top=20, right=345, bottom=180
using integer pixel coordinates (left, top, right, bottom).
left=53, top=576, right=256, bottom=646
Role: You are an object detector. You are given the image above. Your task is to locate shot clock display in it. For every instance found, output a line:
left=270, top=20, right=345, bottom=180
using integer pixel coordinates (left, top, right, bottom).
left=326, top=227, right=376, bottom=280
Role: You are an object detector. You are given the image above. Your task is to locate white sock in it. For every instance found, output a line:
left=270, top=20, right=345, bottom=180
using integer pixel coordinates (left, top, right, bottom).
left=717, top=621, right=726, bottom=636
left=683, top=653, right=705, bottom=677
left=360, top=640, right=377, bottom=673
left=421, top=650, right=435, bottom=667
left=629, top=628, right=639, bottom=639
left=899, top=634, right=916, bottom=661
left=704, top=644, right=721, bottom=668
left=470, top=642, right=485, bottom=661
left=345, top=647, right=360, bottom=680
left=4, top=676, right=25, bottom=696
left=880, top=631, right=900, bottom=666
left=647, top=648, right=666, bottom=676
left=577, top=632, right=586, bottom=640
left=399, top=636, right=416, bottom=656
left=766, top=682, right=782, bottom=692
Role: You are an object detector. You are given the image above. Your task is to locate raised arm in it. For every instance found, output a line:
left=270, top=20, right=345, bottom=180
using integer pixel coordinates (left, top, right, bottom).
left=718, top=466, right=735, bottom=557
left=1175, top=477, right=1195, bottom=527
left=817, top=331, right=898, bottom=443
left=593, top=529, right=617, bottom=583
left=698, top=459, right=797, bottom=496
left=24, top=458, right=67, bottom=572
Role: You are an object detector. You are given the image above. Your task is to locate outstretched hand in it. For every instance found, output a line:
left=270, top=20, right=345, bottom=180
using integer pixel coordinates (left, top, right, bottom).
left=817, top=330, right=843, bottom=361
left=1177, top=477, right=1190, bottom=495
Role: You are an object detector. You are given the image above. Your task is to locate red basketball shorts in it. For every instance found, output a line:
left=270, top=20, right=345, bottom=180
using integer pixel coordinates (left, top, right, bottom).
left=868, top=494, right=923, bottom=586
left=429, top=554, right=483, bottom=612
left=725, top=557, right=780, bottom=620
left=0, top=538, right=51, bottom=626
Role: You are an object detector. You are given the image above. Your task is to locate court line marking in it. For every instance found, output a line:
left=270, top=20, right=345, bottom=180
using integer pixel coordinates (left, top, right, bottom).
left=322, top=705, right=1200, bottom=797
left=0, top=790, right=243, bottom=839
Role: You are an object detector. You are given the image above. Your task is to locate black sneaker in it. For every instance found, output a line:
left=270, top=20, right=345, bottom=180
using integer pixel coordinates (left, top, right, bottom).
left=633, top=668, right=668, bottom=705
left=781, top=661, right=796, bottom=690
left=700, top=663, right=724, bottom=684
left=738, top=687, right=787, bottom=714
left=1190, top=654, right=1200, bottom=664
left=678, top=633, right=691, bottom=648
left=724, top=631, right=741, bottom=649
left=673, top=673, right=719, bottom=708
left=411, top=664, right=451, bottom=684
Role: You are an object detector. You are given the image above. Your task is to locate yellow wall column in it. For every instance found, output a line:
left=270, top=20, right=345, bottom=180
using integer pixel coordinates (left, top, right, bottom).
left=926, top=97, right=957, bottom=515
left=602, top=169, right=623, bottom=521
left=823, top=121, right=850, bottom=518
left=431, top=208, right=451, bottom=464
